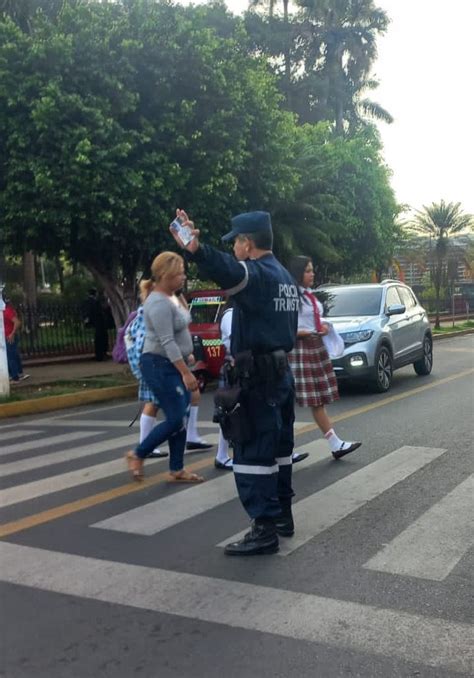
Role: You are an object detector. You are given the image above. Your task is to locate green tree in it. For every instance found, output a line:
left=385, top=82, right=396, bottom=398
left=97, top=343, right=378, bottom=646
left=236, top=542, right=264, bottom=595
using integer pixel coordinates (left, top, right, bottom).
left=273, top=123, right=399, bottom=279
left=0, top=1, right=298, bottom=325
left=409, top=201, right=474, bottom=328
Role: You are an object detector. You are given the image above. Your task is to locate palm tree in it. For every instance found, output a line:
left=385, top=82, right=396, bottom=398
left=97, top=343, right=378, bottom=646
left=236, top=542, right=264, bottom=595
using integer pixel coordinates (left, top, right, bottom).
left=296, top=0, right=390, bottom=133
left=409, top=201, right=474, bottom=328
left=0, top=0, right=72, bottom=32
left=248, top=0, right=294, bottom=107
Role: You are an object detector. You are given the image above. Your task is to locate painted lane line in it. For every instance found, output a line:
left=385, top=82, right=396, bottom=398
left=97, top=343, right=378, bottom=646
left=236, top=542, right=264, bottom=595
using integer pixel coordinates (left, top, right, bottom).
left=219, top=446, right=447, bottom=555
left=0, top=431, right=99, bottom=456
left=0, top=458, right=212, bottom=538
left=0, top=542, right=471, bottom=674
left=31, top=420, right=140, bottom=428
left=364, top=474, right=474, bottom=581
left=0, top=429, right=42, bottom=443
left=37, top=419, right=311, bottom=431
left=0, top=433, right=134, bottom=478
left=92, top=441, right=328, bottom=535
left=299, top=368, right=474, bottom=436
left=0, top=450, right=165, bottom=509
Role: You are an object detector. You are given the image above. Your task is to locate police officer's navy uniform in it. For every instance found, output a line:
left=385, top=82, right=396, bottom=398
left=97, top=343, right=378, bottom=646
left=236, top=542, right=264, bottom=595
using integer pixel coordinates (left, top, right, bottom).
left=190, top=211, right=298, bottom=555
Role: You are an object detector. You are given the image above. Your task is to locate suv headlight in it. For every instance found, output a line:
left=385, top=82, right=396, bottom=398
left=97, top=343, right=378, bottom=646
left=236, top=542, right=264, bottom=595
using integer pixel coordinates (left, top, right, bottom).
left=339, top=330, right=374, bottom=345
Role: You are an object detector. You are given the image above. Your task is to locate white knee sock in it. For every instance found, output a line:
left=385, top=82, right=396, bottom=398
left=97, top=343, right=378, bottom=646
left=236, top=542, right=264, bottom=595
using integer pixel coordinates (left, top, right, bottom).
left=215, top=429, right=231, bottom=464
left=324, top=428, right=353, bottom=452
left=140, top=413, right=160, bottom=453
left=186, top=405, right=201, bottom=443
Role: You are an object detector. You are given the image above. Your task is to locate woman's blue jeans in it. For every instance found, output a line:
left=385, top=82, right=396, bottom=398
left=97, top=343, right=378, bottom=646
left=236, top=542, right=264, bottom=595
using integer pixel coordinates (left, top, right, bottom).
left=135, top=353, right=190, bottom=472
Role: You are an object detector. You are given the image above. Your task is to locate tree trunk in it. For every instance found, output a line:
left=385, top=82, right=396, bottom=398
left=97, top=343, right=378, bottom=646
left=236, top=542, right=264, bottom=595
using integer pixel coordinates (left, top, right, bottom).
left=283, top=0, right=291, bottom=109
left=22, top=251, right=37, bottom=306
left=55, top=257, right=65, bottom=294
left=83, top=261, right=135, bottom=329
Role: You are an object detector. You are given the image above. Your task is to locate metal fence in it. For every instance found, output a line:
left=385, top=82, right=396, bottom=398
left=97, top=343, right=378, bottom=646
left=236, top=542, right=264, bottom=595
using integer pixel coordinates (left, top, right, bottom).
left=13, top=297, right=470, bottom=361
left=17, top=303, right=116, bottom=361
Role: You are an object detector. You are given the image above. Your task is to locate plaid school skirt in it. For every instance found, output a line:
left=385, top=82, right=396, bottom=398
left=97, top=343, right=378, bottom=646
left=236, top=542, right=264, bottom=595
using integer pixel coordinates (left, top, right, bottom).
left=138, top=379, right=160, bottom=406
left=288, top=334, right=339, bottom=408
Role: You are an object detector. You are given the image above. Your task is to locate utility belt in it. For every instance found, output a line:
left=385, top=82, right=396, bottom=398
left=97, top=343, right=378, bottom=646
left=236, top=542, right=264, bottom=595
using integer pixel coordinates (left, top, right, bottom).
left=214, top=349, right=288, bottom=445
left=229, top=348, right=288, bottom=387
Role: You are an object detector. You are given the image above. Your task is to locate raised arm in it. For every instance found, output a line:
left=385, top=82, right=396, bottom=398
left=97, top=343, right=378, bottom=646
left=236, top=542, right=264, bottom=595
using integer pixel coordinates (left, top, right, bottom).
left=169, top=209, right=247, bottom=293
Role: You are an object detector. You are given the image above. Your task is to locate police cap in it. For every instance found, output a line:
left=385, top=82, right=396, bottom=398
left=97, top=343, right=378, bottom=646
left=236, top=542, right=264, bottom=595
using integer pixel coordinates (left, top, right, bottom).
left=221, top=211, right=272, bottom=242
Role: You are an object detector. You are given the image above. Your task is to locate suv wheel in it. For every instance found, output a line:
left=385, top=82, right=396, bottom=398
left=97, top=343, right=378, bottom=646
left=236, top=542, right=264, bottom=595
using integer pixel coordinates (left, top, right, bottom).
left=372, top=346, right=393, bottom=392
left=414, top=335, right=433, bottom=376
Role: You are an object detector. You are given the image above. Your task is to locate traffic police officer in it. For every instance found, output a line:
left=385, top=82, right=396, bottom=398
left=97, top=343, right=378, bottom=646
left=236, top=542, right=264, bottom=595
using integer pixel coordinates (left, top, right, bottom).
left=170, top=209, right=298, bottom=555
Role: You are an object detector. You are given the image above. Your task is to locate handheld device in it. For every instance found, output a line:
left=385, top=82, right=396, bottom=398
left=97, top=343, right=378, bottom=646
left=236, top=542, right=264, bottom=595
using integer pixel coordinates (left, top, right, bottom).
left=170, top=215, right=195, bottom=247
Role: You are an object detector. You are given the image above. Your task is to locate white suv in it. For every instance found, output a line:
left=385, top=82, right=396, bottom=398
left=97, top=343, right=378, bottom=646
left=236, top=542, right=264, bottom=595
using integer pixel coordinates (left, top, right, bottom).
left=316, top=280, right=433, bottom=392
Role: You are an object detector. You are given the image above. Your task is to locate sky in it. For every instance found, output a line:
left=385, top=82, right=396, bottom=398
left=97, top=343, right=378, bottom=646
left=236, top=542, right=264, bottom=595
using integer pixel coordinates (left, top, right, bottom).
left=184, top=0, right=474, bottom=217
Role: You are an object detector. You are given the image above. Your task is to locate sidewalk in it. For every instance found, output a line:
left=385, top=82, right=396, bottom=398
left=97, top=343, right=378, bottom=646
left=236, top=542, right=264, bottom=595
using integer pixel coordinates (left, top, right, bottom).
left=15, top=358, right=128, bottom=388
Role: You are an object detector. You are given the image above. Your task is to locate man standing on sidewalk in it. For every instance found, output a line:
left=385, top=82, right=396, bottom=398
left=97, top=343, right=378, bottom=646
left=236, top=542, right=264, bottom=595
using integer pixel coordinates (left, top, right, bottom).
left=2, top=289, right=29, bottom=383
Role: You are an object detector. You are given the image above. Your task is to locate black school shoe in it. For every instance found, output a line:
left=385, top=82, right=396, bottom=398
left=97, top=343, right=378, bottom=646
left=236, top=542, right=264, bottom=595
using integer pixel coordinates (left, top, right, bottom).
left=292, top=452, right=309, bottom=464
left=224, top=520, right=279, bottom=556
left=214, top=457, right=233, bottom=470
left=186, top=441, right=214, bottom=451
left=148, top=450, right=169, bottom=458
left=332, top=441, right=362, bottom=460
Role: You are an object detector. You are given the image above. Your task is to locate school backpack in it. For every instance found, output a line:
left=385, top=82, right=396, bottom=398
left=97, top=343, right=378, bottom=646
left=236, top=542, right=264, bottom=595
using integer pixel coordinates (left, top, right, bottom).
left=124, top=306, right=146, bottom=380
left=112, top=310, right=138, bottom=364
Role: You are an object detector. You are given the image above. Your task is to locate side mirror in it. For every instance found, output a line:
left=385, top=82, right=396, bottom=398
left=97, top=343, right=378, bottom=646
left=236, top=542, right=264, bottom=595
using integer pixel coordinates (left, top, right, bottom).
left=386, top=303, right=406, bottom=316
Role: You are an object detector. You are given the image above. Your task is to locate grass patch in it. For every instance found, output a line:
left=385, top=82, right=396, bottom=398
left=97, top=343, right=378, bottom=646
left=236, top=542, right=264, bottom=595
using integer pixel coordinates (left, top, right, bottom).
left=432, top=320, right=474, bottom=334
left=0, top=374, right=135, bottom=404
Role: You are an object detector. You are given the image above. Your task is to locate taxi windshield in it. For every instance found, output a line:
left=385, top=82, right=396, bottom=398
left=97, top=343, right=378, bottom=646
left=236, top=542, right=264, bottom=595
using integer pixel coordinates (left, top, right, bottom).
left=189, top=297, right=225, bottom=324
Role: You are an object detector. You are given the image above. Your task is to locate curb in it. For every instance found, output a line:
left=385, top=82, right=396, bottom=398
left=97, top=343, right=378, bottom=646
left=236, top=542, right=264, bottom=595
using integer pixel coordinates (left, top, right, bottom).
left=432, top=328, right=474, bottom=341
left=0, top=384, right=136, bottom=419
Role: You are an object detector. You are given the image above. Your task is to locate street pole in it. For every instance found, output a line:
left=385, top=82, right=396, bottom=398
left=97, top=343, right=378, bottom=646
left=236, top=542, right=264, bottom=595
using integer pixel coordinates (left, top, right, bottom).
left=0, top=288, right=10, bottom=397
left=452, top=283, right=455, bottom=328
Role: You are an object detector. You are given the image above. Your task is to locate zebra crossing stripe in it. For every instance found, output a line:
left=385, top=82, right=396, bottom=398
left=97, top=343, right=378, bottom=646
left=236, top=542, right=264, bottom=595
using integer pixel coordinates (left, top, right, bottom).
left=0, top=457, right=213, bottom=537
left=0, top=429, right=42, bottom=443
left=364, top=474, right=474, bottom=581
left=33, top=420, right=136, bottom=428
left=0, top=542, right=471, bottom=673
left=92, top=441, right=328, bottom=535
left=0, top=432, right=132, bottom=478
left=36, top=420, right=311, bottom=431
left=219, top=446, right=447, bottom=555
left=0, top=431, right=99, bottom=456
left=0, top=449, right=162, bottom=509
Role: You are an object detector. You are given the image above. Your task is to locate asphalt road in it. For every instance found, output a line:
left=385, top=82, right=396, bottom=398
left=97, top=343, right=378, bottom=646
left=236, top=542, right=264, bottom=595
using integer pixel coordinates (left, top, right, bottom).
left=0, top=335, right=473, bottom=678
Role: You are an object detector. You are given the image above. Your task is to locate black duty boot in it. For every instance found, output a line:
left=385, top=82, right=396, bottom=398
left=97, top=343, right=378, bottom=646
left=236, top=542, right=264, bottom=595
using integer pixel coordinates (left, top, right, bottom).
left=275, top=500, right=294, bottom=537
left=224, top=520, right=279, bottom=556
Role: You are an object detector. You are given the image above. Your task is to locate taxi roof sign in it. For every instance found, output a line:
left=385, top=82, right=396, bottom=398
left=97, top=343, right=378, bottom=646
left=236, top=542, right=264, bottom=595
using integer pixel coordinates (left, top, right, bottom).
left=190, top=296, right=225, bottom=305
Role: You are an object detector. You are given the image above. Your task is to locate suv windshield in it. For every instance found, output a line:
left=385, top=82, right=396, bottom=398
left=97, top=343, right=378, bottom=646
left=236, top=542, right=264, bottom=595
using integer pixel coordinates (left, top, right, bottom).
left=317, top=288, right=383, bottom=317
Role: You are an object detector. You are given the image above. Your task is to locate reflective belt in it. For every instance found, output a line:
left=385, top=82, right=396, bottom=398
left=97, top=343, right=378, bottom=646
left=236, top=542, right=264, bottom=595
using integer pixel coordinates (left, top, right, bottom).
left=275, top=456, right=292, bottom=466
left=233, top=463, right=279, bottom=475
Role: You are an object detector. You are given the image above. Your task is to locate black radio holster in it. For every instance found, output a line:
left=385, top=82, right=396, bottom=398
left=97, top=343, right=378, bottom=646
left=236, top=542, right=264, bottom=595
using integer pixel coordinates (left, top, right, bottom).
left=213, top=349, right=287, bottom=443
left=214, top=385, right=255, bottom=445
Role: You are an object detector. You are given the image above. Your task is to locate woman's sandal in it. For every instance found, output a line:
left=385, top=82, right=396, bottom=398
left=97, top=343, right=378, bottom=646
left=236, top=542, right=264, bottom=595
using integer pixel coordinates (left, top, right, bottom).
left=125, top=451, right=144, bottom=482
left=168, top=469, right=204, bottom=484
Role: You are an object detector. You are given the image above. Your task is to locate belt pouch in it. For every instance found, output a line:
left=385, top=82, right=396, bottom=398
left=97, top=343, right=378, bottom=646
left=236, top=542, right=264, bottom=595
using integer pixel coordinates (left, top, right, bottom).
left=214, top=386, right=255, bottom=444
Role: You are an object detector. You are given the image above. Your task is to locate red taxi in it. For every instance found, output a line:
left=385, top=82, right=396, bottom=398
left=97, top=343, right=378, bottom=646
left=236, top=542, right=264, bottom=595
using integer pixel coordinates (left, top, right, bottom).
left=187, top=289, right=228, bottom=391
